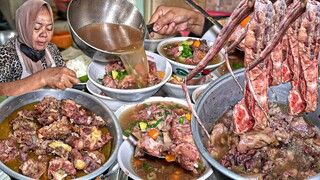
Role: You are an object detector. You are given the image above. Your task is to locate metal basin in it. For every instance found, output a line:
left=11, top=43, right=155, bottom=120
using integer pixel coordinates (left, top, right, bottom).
left=191, top=68, right=320, bottom=180
left=67, top=0, right=146, bottom=62
left=0, top=30, right=17, bottom=46
left=0, top=88, right=123, bottom=180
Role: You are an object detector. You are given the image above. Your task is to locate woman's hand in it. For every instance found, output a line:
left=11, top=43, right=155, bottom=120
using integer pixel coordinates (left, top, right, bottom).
left=149, top=6, right=205, bottom=37
left=40, top=67, right=80, bottom=90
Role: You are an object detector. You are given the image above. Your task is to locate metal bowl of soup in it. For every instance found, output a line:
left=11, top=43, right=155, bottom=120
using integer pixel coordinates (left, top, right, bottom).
left=0, top=88, right=123, bottom=180
left=67, top=0, right=146, bottom=62
left=191, top=69, right=320, bottom=179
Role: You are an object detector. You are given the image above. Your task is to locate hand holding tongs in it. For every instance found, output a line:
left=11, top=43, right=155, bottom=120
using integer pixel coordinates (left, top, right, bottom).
left=184, top=0, right=223, bottom=30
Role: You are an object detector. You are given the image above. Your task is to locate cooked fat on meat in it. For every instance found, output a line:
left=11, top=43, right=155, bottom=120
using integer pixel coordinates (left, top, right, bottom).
left=38, top=116, right=72, bottom=140
left=0, top=137, right=19, bottom=162
left=19, top=157, right=47, bottom=179
left=48, top=158, right=76, bottom=180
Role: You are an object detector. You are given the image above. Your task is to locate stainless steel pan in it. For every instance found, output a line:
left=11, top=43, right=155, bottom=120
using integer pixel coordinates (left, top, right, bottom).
left=67, top=0, right=146, bottom=62
left=0, top=88, right=123, bottom=180
left=191, top=68, right=320, bottom=180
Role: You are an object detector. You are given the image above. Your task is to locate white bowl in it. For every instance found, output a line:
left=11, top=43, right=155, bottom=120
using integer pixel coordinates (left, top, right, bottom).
left=115, top=96, right=213, bottom=180
left=157, top=37, right=226, bottom=79
left=117, top=140, right=213, bottom=180
left=163, top=72, right=219, bottom=99
left=87, top=51, right=172, bottom=102
left=86, top=80, right=143, bottom=111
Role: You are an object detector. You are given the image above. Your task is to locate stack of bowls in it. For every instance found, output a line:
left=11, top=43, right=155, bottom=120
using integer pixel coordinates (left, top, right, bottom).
left=156, top=37, right=226, bottom=99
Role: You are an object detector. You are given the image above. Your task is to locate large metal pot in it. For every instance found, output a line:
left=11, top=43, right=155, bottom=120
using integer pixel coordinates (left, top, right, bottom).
left=0, top=30, right=17, bottom=46
left=191, top=68, right=320, bottom=180
left=0, top=88, right=123, bottom=180
left=67, top=0, right=146, bottom=62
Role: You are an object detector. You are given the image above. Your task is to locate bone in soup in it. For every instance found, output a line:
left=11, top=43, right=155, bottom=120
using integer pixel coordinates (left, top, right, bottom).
left=119, top=101, right=206, bottom=179
left=208, top=102, right=320, bottom=179
left=0, top=96, right=112, bottom=180
left=76, top=22, right=149, bottom=88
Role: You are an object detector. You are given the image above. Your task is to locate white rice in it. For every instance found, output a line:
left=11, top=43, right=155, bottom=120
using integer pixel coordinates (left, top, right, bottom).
left=66, top=55, right=91, bottom=78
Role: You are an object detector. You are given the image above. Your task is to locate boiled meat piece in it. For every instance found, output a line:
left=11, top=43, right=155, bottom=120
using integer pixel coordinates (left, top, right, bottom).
left=38, top=116, right=72, bottom=140
left=48, top=158, right=76, bottom=180
left=19, top=157, right=47, bottom=179
left=33, top=96, right=60, bottom=125
left=0, top=137, right=19, bottom=162
left=66, top=126, right=111, bottom=151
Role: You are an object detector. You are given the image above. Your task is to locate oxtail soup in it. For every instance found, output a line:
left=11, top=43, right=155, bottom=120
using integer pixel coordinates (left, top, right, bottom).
left=119, top=101, right=206, bottom=179
left=0, top=96, right=112, bottom=180
left=77, top=22, right=149, bottom=88
left=160, top=38, right=221, bottom=66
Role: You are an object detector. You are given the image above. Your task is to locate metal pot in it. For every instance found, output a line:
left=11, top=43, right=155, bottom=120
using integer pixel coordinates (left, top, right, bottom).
left=0, top=88, right=123, bottom=180
left=67, top=0, right=146, bottom=62
left=0, top=30, right=17, bottom=46
left=191, top=68, right=320, bottom=180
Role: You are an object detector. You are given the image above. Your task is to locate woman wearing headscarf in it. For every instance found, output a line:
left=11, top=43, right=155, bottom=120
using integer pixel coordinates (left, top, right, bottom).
left=0, top=0, right=79, bottom=96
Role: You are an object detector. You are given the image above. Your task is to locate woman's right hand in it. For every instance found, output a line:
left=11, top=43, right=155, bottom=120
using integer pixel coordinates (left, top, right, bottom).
left=40, top=67, right=80, bottom=90
left=148, top=5, right=205, bottom=37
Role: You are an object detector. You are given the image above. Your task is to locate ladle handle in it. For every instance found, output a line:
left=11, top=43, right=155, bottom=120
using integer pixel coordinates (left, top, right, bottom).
left=184, top=0, right=223, bottom=30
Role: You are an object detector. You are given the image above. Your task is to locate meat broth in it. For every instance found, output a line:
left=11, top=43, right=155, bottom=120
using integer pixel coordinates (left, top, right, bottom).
left=119, top=101, right=206, bottom=179
left=0, top=98, right=112, bottom=180
left=76, top=22, right=149, bottom=87
left=209, top=103, right=320, bottom=179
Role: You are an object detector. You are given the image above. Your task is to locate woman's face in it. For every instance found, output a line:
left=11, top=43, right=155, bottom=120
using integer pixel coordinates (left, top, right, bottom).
left=32, top=6, right=53, bottom=51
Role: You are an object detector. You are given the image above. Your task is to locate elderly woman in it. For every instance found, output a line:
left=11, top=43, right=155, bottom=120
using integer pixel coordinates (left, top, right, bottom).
left=0, top=0, right=79, bottom=96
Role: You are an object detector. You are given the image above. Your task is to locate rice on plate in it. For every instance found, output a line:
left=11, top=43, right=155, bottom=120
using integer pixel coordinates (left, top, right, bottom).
left=66, top=54, right=91, bottom=83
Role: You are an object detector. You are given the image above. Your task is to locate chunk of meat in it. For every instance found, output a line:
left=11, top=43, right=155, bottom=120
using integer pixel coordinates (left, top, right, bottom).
left=237, top=127, right=276, bottom=153
left=19, top=158, right=47, bottom=179
left=136, top=135, right=163, bottom=157
left=33, top=96, right=60, bottom=125
left=66, top=126, right=111, bottom=151
left=48, top=158, right=76, bottom=180
left=38, top=116, right=72, bottom=140
left=0, top=137, right=19, bottom=162
left=170, top=142, right=200, bottom=174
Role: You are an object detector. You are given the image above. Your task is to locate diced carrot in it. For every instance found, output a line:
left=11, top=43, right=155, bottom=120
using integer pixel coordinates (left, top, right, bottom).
left=193, top=40, right=201, bottom=47
left=134, top=159, right=142, bottom=166
left=148, top=129, right=160, bottom=140
left=197, top=53, right=205, bottom=59
left=170, top=173, right=181, bottom=180
left=158, top=71, right=165, bottom=78
left=165, top=154, right=175, bottom=162
left=95, top=177, right=101, bottom=180
left=185, top=113, right=191, bottom=121
left=240, top=15, right=250, bottom=27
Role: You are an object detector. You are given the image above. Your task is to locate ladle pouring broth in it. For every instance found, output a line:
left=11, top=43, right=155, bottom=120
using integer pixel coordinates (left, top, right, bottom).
left=77, top=23, right=149, bottom=88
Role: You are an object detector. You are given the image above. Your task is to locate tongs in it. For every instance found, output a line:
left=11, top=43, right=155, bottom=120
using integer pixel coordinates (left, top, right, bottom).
left=184, top=0, right=223, bottom=30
